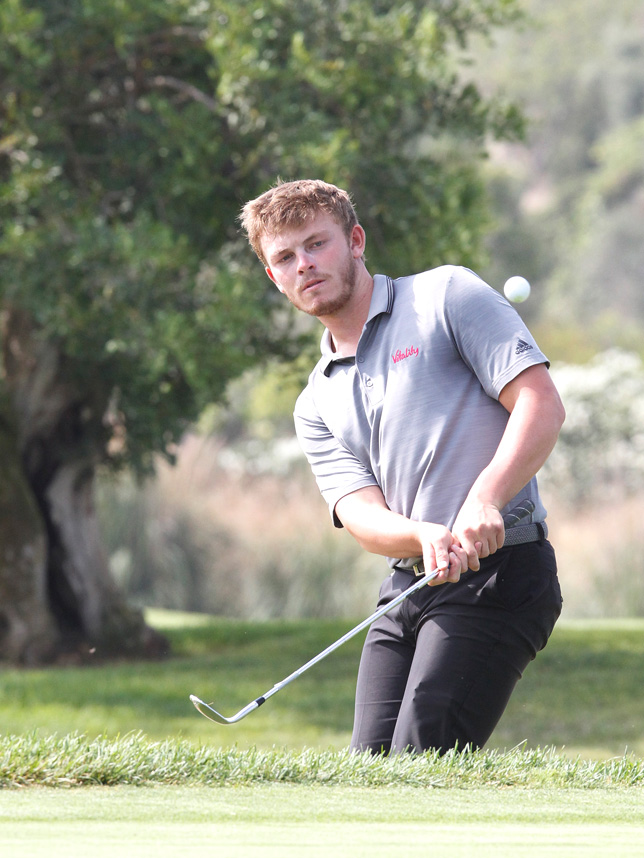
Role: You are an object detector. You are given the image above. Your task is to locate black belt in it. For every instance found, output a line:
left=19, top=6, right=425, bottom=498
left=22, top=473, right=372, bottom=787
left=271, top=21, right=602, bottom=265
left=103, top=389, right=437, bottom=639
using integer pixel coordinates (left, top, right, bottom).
left=403, top=521, right=548, bottom=577
left=504, top=520, right=547, bottom=546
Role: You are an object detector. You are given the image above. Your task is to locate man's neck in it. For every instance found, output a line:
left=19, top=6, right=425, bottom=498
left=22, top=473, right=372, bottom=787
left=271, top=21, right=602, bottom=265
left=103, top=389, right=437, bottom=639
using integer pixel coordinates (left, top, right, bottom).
left=322, top=270, right=374, bottom=357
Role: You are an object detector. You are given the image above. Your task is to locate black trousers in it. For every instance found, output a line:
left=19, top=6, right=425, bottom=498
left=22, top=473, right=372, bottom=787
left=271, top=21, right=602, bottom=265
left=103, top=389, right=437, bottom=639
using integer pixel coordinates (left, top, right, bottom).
left=350, top=538, right=562, bottom=754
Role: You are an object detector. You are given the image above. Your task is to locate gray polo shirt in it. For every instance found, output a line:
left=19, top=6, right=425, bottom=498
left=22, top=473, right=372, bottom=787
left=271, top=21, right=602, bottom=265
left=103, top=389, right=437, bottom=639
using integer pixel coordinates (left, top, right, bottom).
left=293, top=265, right=549, bottom=567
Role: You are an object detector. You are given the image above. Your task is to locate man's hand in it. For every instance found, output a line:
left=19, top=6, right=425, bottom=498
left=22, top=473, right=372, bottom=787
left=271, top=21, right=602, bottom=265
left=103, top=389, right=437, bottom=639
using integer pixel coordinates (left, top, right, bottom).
left=417, top=522, right=469, bottom=585
left=451, top=501, right=505, bottom=572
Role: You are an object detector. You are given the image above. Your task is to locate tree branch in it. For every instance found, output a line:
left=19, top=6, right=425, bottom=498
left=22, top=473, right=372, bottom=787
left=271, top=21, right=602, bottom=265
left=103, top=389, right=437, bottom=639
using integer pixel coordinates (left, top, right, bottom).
left=147, top=75, right=218, bottom=112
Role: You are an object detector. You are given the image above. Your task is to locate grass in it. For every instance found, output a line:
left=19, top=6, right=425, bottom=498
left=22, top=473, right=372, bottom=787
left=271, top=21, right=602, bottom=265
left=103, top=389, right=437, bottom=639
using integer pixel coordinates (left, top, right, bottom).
left=2, top=733, right=644, bottom=789
left=2, top=611, right=644, bottom=756
left=2, top=612, right=644, bottom=856
left=2, top=784, right=644, bottom=858
left=490, top=618, right=644, bottom=757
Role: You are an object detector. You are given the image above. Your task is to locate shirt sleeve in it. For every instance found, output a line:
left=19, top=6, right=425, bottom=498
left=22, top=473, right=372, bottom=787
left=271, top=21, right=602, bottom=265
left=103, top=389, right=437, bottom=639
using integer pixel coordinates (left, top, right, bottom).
left=443, top=267, right=549, bottom=400
left=293, top=385, right=379, bottom=526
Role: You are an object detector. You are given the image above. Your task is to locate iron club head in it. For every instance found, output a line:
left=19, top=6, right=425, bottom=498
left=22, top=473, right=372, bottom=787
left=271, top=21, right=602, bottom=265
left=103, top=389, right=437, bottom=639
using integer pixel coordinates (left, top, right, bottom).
left=189, top=694, right=262, bottom=725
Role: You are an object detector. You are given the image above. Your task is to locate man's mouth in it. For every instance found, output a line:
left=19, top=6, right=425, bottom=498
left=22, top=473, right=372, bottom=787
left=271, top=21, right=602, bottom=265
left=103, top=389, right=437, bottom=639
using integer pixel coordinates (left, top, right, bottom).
left=301, top=278, right=324, bottom=292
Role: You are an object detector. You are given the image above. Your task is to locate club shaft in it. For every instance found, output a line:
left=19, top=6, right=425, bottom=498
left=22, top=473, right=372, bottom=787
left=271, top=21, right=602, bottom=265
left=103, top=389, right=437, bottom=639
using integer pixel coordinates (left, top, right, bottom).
left=261, top=499, right=535, bottom=699
left=260, top=568, right=438, bottom=702
left=191, top=499, right=536, bottom=723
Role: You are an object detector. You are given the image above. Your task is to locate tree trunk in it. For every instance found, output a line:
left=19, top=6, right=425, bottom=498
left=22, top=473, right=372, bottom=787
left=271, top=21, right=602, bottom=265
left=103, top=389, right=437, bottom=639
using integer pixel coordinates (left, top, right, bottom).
left=0, top=307, right=167, bottom=662
left=0, top=416, right=58, bottom=663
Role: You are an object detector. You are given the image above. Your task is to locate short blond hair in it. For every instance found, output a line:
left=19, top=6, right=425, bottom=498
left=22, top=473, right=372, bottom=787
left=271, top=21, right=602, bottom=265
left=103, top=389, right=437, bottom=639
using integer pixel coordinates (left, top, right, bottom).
left=239, top=179, right=359, bottom=265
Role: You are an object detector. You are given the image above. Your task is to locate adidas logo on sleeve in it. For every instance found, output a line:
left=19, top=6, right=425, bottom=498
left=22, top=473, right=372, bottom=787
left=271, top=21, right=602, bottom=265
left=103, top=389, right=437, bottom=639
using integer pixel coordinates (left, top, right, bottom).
left=515, top=339, right=534, bottom=356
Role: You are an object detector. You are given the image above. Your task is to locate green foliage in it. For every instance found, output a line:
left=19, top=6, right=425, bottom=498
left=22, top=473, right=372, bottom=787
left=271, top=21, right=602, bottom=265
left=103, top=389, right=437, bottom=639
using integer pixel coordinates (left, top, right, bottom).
left=0, top=0, right=299, bottom=470
left=203, top=356, right=319, bottom=442
left=473, top=0, right=643, bottom=183
left=549, top=116, right=644, bottom=323
left=469, top=0, right=644, bottom=353
left=0, top=0, right=524, bottom=471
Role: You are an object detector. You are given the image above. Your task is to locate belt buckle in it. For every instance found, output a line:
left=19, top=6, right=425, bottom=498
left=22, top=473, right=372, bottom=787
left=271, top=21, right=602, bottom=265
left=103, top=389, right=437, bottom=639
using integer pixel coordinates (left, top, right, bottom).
left=412, top=562, right=424, bottom=577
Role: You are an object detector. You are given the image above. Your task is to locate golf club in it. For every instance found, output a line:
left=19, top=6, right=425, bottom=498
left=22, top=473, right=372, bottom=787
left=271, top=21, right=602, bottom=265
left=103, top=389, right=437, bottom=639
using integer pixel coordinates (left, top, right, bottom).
left=190, top=499, right=536, bottom=724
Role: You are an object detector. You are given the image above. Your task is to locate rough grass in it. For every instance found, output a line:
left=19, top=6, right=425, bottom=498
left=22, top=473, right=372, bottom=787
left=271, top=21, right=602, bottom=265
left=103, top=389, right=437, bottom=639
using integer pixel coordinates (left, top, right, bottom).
left=2, top=732, right=644, bottom=790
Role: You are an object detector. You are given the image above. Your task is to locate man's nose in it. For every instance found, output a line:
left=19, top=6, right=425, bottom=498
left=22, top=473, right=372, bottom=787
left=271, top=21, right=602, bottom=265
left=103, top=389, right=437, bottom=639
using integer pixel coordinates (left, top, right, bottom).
left=296, top=251, right=314, bottom=273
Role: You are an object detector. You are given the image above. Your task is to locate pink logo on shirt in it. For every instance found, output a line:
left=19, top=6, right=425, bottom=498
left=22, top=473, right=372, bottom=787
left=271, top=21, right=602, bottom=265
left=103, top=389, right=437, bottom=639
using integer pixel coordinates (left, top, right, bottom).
left=392, top=346, right=419, bottom=364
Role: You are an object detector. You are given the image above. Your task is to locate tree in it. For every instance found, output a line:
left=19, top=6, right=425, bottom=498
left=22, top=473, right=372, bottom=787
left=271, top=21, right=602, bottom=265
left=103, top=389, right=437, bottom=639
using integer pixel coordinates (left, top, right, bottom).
left=547, top=116, right=644, bottom=329
left=466, top=0, right=644, bottom=355
left=0, top=0, right=522, bottom=662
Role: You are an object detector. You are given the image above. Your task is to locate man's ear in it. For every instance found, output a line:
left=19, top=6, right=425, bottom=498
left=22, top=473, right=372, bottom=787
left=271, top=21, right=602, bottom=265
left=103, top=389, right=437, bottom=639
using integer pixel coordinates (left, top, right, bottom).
left=265, top=266, right=285, bottom=293
left=350, top=224, right=366, bottom=259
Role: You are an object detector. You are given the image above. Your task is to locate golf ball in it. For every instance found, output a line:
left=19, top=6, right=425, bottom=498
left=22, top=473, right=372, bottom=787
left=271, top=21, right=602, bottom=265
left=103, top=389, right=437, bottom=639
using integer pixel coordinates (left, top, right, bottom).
left=503, top=275, right=531, bottom=303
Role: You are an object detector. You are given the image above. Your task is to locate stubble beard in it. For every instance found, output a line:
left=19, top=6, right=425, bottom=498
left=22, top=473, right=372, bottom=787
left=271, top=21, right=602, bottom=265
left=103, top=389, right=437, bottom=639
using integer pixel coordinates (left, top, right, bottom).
left=296, top=253, right=357, bottom=319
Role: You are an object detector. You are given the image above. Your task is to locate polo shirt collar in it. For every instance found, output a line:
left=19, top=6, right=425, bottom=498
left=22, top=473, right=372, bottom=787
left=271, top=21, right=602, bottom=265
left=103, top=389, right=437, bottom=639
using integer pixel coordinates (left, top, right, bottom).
left=319, top=274, right=394, bottom=376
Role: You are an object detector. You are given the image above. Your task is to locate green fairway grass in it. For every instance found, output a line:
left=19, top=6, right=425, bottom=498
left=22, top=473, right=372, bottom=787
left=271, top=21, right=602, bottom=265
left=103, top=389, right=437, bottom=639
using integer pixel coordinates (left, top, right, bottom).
left=1, top=612, right=644, bottom=756
left=2, top=614, right=644, bottom=857
left=1, top=784, right=644, bottom=858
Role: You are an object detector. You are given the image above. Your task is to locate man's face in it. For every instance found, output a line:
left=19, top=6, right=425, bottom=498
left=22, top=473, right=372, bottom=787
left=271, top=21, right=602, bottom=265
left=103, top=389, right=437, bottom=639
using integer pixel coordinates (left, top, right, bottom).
left=262, top=213, right=365, bottom=318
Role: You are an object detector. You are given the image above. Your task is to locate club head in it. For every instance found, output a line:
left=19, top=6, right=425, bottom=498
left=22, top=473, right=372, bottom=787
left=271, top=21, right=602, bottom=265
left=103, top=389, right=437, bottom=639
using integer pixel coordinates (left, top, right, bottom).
left=189, top=695, right=234, bottom=724
left=189, top=694, right=260, bottom=725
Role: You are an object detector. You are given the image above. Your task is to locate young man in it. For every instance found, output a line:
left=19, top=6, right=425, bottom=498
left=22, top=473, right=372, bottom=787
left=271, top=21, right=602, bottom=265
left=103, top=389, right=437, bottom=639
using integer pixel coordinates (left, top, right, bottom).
left=240, top=179, right=564, bottom=754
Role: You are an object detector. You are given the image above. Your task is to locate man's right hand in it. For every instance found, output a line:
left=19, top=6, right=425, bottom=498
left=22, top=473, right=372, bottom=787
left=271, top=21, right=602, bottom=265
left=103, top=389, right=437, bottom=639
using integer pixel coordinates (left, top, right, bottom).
left=335, top=486, right=467, bottom=584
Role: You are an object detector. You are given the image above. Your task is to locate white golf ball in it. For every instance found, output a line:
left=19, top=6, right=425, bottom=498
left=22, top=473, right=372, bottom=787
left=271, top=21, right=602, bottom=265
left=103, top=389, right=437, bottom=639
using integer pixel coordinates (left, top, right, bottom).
left=503, top=275, right=531, bottom=303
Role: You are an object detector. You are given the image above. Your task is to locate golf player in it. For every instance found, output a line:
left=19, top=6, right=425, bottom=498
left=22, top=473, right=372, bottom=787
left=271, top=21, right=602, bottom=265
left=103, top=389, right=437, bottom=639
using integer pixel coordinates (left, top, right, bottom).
left=240, top=179, right=564, bottom=754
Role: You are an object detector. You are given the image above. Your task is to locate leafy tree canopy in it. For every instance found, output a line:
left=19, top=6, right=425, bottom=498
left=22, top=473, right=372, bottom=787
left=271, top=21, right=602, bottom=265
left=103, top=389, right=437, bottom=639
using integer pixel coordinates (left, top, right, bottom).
left=1, top=0, right=523, bottom=471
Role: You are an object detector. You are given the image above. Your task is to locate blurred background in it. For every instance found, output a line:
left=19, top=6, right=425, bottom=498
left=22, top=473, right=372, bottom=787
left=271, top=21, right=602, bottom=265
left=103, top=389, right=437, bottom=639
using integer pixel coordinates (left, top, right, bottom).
left=2, top=0, right=643, bottom=665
